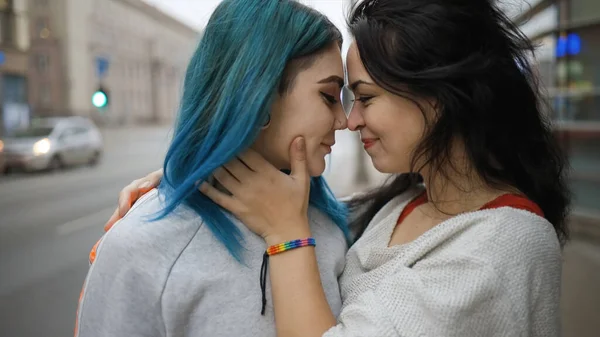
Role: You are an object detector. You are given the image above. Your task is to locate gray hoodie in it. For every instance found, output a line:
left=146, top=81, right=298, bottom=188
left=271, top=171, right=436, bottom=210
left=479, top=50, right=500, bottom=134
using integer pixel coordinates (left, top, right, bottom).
left=75, top=188, right=348, bottom=337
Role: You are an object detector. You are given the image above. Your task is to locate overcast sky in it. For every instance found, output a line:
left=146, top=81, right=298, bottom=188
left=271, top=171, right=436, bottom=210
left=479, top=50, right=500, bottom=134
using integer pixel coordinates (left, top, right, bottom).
left=142, top=0, right=351, bottom=32
left=141, top=0, right=552, bottom=57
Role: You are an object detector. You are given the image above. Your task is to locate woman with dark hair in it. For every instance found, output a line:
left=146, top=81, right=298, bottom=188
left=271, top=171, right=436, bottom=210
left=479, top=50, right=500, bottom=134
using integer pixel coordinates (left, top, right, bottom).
left=110, top=0, right=570, bottom=336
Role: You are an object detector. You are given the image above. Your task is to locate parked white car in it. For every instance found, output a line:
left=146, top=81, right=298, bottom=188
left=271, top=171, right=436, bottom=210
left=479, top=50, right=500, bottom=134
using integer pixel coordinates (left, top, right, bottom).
left=3, top=117, right=103, bottom=172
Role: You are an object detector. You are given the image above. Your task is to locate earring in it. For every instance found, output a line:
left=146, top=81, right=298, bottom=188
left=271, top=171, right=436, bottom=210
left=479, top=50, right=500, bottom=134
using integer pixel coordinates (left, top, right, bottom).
left=262, top=114, right=271, bottom=129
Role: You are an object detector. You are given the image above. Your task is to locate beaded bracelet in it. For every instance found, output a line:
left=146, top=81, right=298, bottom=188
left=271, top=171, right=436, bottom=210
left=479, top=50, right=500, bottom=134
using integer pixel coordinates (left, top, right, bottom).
left=266, top=238, right=316, bottom=256
left=259, top=237, right=316, bottom=315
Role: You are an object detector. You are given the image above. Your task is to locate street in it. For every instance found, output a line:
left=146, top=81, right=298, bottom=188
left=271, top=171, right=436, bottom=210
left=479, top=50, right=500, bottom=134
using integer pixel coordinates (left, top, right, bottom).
left=0, top=126, right=599, bottom=337
left=0, top=126, right=171, bottom=337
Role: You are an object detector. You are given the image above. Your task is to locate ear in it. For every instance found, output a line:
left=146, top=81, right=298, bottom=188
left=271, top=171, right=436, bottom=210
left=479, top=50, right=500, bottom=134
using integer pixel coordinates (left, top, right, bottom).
left=262, top=95, right=282, bottom=131
left=261, top=114, right=271, bottom=129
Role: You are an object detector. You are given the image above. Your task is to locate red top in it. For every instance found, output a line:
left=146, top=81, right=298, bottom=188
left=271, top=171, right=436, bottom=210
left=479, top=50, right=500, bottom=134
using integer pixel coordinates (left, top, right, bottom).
left=397, top=192, right=544, bottom=226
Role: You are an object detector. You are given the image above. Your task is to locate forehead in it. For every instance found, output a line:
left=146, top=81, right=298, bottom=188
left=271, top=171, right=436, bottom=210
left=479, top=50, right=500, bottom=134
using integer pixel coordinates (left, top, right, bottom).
left=299, top=46, right=344, bottom=79
left=346, top=43, right=371, bottom=82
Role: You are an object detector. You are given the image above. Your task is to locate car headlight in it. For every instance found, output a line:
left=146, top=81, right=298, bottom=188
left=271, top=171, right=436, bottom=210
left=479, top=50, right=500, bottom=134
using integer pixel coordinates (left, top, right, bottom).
left=33, top=138, right=51, bottom=155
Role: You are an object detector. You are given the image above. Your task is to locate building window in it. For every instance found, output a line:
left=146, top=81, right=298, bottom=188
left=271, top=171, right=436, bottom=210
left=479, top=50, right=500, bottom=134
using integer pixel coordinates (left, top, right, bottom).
left=36, top=54, right=49, bottom=73
left=555, top=26, right=600, bottom=122
left=0, top=0, right=14, bottom=45
left=2, top=74, right=27, bottom=103
left=552, top=24, right=600, bottom=215
left=39, top=84, right=51, bottom=106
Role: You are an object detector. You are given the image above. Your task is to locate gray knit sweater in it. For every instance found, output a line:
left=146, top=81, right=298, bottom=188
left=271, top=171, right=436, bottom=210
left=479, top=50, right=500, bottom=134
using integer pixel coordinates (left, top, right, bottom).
left=75, top=188, right=348, bottom=337
left=325, top=190, right=562, bottom=337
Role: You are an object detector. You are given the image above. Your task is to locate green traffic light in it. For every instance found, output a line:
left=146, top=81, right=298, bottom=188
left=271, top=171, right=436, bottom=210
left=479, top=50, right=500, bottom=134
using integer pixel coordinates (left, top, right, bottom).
left=92, top=91, right=108, bottom=108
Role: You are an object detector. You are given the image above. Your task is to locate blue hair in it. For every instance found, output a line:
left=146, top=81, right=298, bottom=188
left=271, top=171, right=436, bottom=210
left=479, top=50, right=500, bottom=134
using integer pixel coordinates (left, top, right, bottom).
left=155, top=0, right=350, bottom=261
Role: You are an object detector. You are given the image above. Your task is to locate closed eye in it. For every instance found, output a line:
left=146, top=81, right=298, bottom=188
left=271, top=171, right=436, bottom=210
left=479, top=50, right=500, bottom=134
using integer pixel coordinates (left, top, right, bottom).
left=320, top=92, right=339, bottom=105
left=356, top=96, right=373, bottom=104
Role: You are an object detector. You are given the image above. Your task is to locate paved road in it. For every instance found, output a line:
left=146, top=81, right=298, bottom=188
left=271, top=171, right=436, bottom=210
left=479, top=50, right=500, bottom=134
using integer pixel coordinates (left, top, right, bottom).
left=0, top=126, right=171, bottom=337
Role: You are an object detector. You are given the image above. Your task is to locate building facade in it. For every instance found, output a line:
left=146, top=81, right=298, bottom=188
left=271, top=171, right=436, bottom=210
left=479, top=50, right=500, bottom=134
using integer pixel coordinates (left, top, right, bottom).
left=0, top=0, right=30, bottom=136
left=515, top=0, right=600, bottom=225
left=28, top=0, right=65, bottom=117
left=29, top=0, right=198, bottom=125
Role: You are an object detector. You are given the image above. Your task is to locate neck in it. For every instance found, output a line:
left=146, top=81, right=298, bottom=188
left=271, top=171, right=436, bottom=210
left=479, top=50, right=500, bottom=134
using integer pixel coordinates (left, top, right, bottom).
left=420, top=163, right=517, bottom=217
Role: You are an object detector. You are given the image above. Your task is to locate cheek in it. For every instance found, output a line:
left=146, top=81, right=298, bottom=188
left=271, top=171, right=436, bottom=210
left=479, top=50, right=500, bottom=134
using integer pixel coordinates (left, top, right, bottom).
left=257, top=98, right=336, bottom=172
left=253, top=114, right=297, bottom=169
left=387, top=115, right=424, bottom=152
left=366, top=103, right=426, bottom=170
left=288, top=106, right=335, bottom=145
left=296, top=110, right=334, bottom=176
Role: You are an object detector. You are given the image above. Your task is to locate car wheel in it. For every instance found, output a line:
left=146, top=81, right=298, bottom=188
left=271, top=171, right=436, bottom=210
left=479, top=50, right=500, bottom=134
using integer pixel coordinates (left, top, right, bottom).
left=88, top=151, right=101, bottom=166
left=48, top=155, right=63, bottom=171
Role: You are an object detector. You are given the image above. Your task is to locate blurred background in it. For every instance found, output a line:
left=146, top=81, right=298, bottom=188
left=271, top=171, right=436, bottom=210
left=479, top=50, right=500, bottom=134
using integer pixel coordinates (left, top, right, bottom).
left=0, top=0, right=598, bottom=336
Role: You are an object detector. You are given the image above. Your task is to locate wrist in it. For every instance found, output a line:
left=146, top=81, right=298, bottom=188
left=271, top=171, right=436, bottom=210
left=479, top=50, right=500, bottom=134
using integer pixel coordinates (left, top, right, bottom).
left=264, top=219, right=312, bottom=246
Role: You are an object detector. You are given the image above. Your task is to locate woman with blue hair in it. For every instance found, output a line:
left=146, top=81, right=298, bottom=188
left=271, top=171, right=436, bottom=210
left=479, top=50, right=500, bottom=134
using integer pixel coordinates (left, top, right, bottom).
left=75, top=1, right=349, bottom=336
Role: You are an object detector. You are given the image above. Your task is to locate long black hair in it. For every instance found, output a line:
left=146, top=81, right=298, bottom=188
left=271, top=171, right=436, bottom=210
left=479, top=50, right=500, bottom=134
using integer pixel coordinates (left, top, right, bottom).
left=346, top=0, right=571, bottom=246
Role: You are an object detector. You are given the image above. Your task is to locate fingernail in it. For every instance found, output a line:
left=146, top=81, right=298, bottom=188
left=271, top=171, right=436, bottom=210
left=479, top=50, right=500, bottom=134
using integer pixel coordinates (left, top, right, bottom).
left=297, top=137, right=305, bottom=151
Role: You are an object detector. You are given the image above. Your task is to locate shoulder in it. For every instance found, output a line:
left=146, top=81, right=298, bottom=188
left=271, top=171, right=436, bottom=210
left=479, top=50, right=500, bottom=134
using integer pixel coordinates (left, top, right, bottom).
left=406, top=209, right=562, bottom=332
left=457, top=208, right=561, bottom=264
left=471, top=208, right=562, bottom=292
left=93, top=188, right=205, bottom=275
left=420, top=208, right=562, bottom=299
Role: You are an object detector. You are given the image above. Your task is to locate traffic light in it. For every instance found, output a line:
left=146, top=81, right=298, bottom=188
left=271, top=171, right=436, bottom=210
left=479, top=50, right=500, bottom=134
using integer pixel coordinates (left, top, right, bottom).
left=92, top=86, right=109, bottom=109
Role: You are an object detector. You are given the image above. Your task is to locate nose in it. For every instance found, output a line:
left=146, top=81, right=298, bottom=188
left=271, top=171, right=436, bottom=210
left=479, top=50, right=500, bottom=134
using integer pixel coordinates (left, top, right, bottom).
left=347, top=103, right=365, bottom=131
left=333, top=104, right=348, bottom=131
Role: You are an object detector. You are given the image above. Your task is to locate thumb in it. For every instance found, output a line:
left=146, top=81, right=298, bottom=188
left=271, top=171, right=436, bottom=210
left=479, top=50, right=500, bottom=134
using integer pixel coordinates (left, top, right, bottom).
left=290, top=137, right=309, bottom=184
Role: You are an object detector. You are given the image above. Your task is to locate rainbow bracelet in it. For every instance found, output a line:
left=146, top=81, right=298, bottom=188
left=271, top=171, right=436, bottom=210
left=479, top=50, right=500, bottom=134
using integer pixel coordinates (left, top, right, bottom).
left=266, top=237, right=316, bottom=256
left=259, top=237, right=316, bottom=315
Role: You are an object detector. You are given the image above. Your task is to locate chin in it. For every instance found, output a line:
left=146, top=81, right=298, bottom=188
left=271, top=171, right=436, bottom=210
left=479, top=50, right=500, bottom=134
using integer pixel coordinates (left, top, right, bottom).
left=308, top=156, right=326, bottom=177
left=370, top=157, right=396, bottom=174
left=372, top=157, right=411, bottom=174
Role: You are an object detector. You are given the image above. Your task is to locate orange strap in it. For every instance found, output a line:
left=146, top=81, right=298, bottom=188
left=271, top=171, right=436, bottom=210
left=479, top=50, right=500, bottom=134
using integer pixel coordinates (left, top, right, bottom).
left=397, top=192, right=428, bottom=225
left=397, top=192, right=544, bottom=226
left=480, top=194, right=544, bottom=217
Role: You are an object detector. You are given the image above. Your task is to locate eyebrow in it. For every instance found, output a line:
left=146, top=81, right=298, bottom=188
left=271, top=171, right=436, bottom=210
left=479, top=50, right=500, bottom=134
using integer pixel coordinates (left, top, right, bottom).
left=349, top=80, right=375, bottom=91
left=317, top=75, right=344, bottom=88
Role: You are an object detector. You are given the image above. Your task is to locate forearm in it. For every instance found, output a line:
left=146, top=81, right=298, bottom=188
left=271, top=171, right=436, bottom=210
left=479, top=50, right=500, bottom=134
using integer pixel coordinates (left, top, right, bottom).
left=267, top=230, right=336, bottom=337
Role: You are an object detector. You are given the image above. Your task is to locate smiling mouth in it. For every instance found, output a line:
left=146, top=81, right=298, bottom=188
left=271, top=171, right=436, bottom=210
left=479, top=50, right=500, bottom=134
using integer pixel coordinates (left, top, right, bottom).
left=320, top=143, right=333, bottom=154
left=361, top=138, right=377, bottom=149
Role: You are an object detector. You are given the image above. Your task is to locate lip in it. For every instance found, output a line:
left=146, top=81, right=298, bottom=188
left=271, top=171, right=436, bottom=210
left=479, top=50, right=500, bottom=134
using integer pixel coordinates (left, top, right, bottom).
left=321, top=143, right=334, bottom=153
left=361, top=138, right=377, bottom=149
